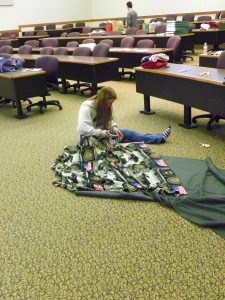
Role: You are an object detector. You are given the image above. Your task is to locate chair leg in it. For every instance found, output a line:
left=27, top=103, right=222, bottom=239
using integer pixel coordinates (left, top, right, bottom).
left=206, top=115, right=220, bottom=130
left=27, top=96, right=62, bottom=113
left=192, top=113, right=212, bottom=124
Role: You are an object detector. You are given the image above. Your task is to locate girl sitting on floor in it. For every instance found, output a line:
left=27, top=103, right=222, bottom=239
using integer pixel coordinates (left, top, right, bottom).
left=77, top=86, right=171, bottom=144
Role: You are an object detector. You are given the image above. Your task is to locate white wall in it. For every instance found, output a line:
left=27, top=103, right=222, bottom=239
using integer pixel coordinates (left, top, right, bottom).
left=91, top=0, right=225, bottom=19
left=0, top=0, right=91, bottom=30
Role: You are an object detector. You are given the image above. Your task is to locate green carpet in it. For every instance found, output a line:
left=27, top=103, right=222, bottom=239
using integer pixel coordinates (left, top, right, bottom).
left=0, top=72, right=225, bottom=299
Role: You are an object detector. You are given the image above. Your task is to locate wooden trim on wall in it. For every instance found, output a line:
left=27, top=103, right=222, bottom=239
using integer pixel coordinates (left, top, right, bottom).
left=18, top=10, right=224, bottom=31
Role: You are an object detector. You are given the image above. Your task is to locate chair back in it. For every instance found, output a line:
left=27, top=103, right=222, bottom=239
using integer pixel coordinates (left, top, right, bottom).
left=42, top=38, right=59, bottom=48
left=66, top=41, right=79, bottom=48
left=18, top=45, right=32, bottom=54
left=99, top=39, right=114, bottom=47
left=0, top=53, right=11, bottom=59
left=126, top=28, right=137, bottom=35
left=83, top=38, right=95, bottom=44
left=120, top=37, right=135, bottom=48
left=216, top=51, right=225, bottom=69
left=54, top=47, right=68, bottom=55
left=36, top=31, right=48, bottom=36
left=197, top=16, right=212, bottom=21
left=35, top=56, right=58, bottom=88
left=99, top=22, right=106, bottom=27
left=82, top=27, right=92, bottom=34
left=62, top=24, right=73, bottom=29
left=165, top=15, right=177, bottom=21
left=0, top=40, right=12, bottom=47
left=136, top=39, right=154, bottom=48
left=166, top=36, right=181, bottom=56
left=155, top=18, right=164, bottom=22
left=154, top=23, right=167, bottom=34
left=106, top=31, right=122, bottom=35
left=24, top=31, right=34, bottom=36
left=73, top=47, right=92, bottom=56
left=215, top=12, right=221, bottom=19
left=34, top=25, right=44, bottom=31
left=0, top=46, right=13, bottom=54
left=40, top=47, right=54, bottom=55
left=61, top=32, right=68, bottom=37
left=68, top=32, right=81, bottom=37
left=25, top=40, right=40, bottom=47
left=182, top=13, right=195, bottom=22
left=46, top=24, right=56, bottom=30
left=220, top=12, right=225, bottom=19
left=92, top=43, right=109, bottom=57
left=136, top=29, right=148, bottom=35
left=76, top=22, right=85, bottom=27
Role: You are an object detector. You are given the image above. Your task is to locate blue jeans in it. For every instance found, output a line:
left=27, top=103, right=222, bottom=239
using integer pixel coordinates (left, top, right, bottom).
left=120, top=128, right=164, bottom=144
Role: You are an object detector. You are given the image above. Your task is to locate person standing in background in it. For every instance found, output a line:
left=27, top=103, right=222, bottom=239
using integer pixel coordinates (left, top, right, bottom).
left=126, top=1, right=138, bottom=29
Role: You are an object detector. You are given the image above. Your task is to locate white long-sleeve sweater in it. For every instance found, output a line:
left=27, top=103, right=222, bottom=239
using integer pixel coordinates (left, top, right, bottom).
left=77, top=99, right=117, bottom=137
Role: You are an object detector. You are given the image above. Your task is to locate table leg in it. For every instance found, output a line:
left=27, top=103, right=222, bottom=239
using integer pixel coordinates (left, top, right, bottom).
left=91, top=83, right=98, bottom=96
left=179, top=105, right=197, bottom=129
left=15, top=99, right=28, bottom=119
left=61, top=78, right=68, bottom=94
left=140, top=95, right=155, bottom=115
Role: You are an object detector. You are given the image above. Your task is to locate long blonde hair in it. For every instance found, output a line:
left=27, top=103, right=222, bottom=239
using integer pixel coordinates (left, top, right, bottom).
left=91, top=87, right=117, bottom=129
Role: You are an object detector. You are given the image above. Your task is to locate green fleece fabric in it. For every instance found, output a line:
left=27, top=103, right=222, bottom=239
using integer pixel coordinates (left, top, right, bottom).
left=165, top=157, right=225, bottom=239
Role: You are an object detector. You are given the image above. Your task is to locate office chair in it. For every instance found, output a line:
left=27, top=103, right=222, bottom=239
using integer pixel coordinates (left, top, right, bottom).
left=197, top=16, right=212, bottom=22
left=0, top=40, right=12, bottom=47
left=99, top=22, right=106, bottom=27
left=99, top=39, right=114, bottom=47
left=75, top=22, right=85, bottom=27
left=125, top=28, right=137, bottom=35
left=46, top=24, right=56, bottom=30
left=135, top=29, right=148, bottom=35
left=0, top=46, right=13, bottom=54
left=68, top=32, right=80, bottom=37
left=220, top=12, right=225, bottom=19
left=154, top=23, right=167, bottom=34
left=61, top=32, right=68, bottom=37
left=136, top=39, right=154, bottom=48
left=215, top=12, right=222, bottom=19
left=120, top=37, right=135, bottom=80
left=42, top=38, right=59, bottom=48
left=35, top=31, right=48, bottom=36
left=67, top=47, right=92, bottom=94
left=80, top=44, right=110, bottom=95
left=54, top=47, right=68, bottom=55
left=40, top=47, right=54, bottom=55
left=25, top=40, right=40, bottom=47
left=166, top=36, right=181, bottom=62
left=24, top=31, right=35, bottom=36
left=26, top=56, right=62, bottom=113
left=34, top=25, right=44, bottom=31
left=82, top=27, right=92, bottom=34
left=82, top=38, right=95, bottom=44
left=164, top=15, right=177, bottom=21
left=66, top=41, right=79, bottom=48
left=18, top=45, right=33, bottom=54
left=182, top=13, right=195, bottom=22
left=192, top=51, right=225, bottom=129
left=62, top=24, right=73, bottom=29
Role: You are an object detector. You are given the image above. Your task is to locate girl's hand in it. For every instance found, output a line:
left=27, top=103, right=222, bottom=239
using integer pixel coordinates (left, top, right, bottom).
left=114, top=129, right=123, bottom=139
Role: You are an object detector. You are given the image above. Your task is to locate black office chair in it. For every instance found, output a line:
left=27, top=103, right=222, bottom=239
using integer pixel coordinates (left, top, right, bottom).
left=192, top=51, right=225, bottom=129
left=119, top=37, right=135, bottom=80
left=26, top=56, right=62, bottom=113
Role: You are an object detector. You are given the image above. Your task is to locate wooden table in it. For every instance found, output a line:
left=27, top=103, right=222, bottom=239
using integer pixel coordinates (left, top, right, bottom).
left=199, top=53, right=221, bottom=68
left=135, top=63, right=225, bottom=128
left=11, top=54, right=119, bottom=94
left=192, top=29, right=225, bottom=50
left=0, top=69, right=47, bottom=118
left=109, top=47, right=174, bottom=68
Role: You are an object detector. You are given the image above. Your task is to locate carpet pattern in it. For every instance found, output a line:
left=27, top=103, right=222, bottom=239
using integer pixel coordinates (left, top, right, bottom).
left=0, top=54, right=225, bottom=299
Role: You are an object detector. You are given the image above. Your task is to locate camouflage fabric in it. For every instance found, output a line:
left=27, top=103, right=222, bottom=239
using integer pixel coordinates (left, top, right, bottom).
left=52, top=136, right=187, bottom=199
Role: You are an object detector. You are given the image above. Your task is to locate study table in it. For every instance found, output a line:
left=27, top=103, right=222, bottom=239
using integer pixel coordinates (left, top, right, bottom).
left=109, top=47, right=174, bottom=68
left=0, top=69, right=47, bottom=119
left=192, top=29, right=225, bottom=50
left=135, top=63, right=225, bottom=128
left=11, top=54, right=119, bottom=94
left=18, top=35, right=50, bottom=47
left=199, top=53, right=220, bottom=68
